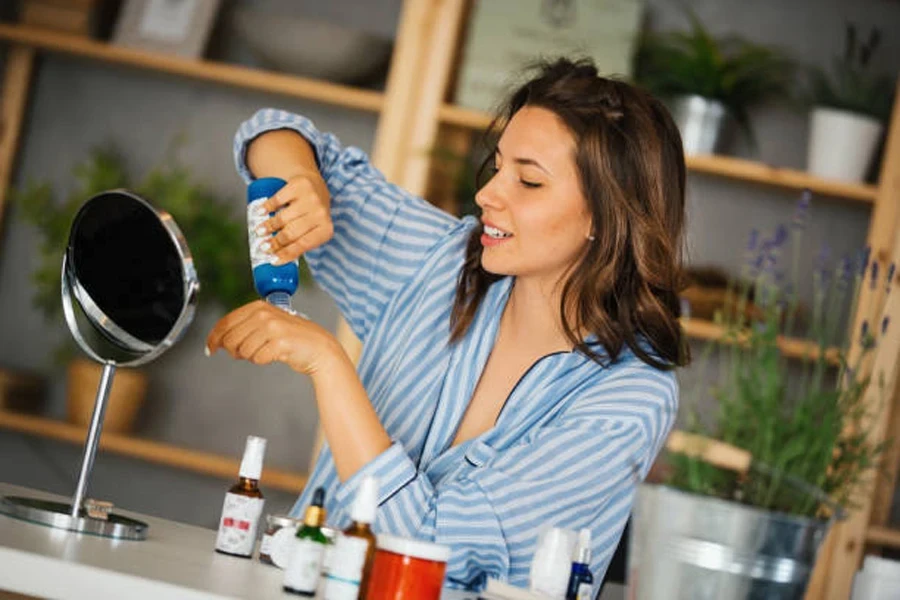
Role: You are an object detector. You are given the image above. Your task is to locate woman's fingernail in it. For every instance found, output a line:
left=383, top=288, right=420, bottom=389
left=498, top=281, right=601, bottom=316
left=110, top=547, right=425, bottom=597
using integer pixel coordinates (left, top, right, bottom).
left=261, top=242, right=271, bottom=252
left=255, top=226, right=267, bottom=236
left=271, top=256, right=284, bottom=266
left=255, top=206, right=267, bottom=217
left=204, top=345, right=211, bottom=357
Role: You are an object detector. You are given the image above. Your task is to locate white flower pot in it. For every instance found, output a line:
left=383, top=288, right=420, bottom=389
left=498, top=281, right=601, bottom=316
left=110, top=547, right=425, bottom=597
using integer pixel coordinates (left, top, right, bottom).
left=806, top=107, right=883, bottom=183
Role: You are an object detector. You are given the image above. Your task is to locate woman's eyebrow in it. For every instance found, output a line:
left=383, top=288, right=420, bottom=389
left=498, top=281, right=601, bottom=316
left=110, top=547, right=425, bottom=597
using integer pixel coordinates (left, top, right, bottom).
left=513, top=157, right=550, bottom=175
left=495, top=147, right=551, bottom=175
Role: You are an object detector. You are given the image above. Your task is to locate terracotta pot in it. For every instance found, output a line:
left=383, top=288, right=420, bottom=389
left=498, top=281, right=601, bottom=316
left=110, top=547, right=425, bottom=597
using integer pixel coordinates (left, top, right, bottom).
left=66, top=359, right=148, bottom=434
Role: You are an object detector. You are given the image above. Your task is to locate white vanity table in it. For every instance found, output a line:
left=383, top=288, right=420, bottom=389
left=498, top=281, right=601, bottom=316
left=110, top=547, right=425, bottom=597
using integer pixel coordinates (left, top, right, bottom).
left=0, top=482, right=298, bottom=599
left=0, top=483, right=486, bottom=599
left=0, top=483, right=625, bottom=599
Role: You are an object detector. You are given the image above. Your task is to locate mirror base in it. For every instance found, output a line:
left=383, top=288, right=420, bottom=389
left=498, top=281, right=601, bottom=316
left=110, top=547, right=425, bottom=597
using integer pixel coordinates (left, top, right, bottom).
left=0, top=496, right=148, bottom=540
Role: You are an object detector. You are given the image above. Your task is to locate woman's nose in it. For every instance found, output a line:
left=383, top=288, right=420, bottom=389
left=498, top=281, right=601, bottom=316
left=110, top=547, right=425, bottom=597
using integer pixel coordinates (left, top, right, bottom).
left=475, top=175, right=505, bottom=211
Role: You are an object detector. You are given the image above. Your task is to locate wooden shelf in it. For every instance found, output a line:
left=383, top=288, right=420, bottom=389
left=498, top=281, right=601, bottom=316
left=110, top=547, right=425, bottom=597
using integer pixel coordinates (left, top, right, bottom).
left=681, top=318, right=842, bottom=365
left=686, top=154, right=877, bottom=203
left=866, top=525, right=900, bottom=549
left=439, top=103, right=493, bottom=130
left=438, top=104, right=877, bottom=204
left=0, top=23, right=878, bottom=204
left=0, top=410, right=308, bottom=494
left=0, top=24, right=384, bottom=114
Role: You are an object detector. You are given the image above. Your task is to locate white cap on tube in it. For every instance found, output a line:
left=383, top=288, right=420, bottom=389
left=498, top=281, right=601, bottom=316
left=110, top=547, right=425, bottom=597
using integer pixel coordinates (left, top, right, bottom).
left=575, top=528, right=592, bottom=564
left=351, top=476, right=379, bottom=524
left=238, top=435, right=267, bottom=480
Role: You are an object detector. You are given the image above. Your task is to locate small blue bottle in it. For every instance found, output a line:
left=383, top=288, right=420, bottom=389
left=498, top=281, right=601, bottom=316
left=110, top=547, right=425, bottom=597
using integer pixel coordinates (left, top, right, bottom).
left=247, top=177, right=299, bottom=313
left=566, top=528, right=594, bottom=600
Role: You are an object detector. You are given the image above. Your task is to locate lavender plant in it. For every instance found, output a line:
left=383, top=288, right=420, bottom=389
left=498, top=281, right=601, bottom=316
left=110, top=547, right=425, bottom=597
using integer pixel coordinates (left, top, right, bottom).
left=668, top=190, right=889, bottom=517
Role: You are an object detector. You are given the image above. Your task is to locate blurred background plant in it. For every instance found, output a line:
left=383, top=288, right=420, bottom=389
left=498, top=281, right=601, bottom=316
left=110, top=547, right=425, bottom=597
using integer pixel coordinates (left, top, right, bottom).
left=803, top=22, right=895, bottom=123
left=633, top=9, right=794, bottom=150
left=667, top=190, right=889, bottom=517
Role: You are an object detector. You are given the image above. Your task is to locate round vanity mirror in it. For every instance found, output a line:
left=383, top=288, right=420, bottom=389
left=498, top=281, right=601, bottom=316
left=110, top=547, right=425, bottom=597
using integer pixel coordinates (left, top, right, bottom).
left=0, top=190, right=199, bottom=540
left=62, top=190, right=198, bottom=365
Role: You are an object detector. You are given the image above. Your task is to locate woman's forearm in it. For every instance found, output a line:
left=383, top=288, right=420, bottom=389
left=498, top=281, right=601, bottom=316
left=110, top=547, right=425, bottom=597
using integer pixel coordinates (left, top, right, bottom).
left=246, top=129, right=320, bottom=181
left=311, top=344, right=392, bottom=482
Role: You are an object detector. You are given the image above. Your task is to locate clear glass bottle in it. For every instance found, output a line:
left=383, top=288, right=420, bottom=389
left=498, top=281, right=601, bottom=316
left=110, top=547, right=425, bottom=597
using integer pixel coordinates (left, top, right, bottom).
left=284, top=487, right=329, bottom=596
left=214, top=435, right=267, bottom=558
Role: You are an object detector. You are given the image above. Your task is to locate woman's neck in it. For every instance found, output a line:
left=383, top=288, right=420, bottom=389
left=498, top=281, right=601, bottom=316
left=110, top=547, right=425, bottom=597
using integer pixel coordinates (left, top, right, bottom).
left=503, top=277, right=573, bottom=353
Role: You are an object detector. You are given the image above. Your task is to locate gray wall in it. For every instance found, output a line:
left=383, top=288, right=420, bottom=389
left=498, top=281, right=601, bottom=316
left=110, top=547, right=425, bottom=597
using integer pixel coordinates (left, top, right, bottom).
left=0, top=0, right=898, bottom=531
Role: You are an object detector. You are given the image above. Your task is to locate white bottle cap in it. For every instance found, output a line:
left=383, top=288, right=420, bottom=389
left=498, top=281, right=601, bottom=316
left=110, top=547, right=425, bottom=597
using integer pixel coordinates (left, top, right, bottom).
left=575, top=528, right=591, bottom=564
left=239, top=435, right=267, bottom=480
left=351, top=476, right=379, bottom=524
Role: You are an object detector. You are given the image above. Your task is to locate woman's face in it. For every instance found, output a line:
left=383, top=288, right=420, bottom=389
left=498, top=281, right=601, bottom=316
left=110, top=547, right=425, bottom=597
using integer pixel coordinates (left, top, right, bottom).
left=475, top=106, right=592, bottom=286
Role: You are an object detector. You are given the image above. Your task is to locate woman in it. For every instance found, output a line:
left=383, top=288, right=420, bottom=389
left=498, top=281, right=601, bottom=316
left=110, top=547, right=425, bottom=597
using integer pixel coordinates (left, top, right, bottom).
left=207, top=57, right=688, bottom=590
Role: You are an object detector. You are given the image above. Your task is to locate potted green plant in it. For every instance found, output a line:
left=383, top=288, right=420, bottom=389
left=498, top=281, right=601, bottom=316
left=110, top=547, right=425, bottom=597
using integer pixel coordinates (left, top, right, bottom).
left=633, top=10, right=794, bottom=155
left=804, top=23, right=896, bottom=183
left=629, top=192, right=890, bottom=599
left=13, top=142, right=271, bottom=432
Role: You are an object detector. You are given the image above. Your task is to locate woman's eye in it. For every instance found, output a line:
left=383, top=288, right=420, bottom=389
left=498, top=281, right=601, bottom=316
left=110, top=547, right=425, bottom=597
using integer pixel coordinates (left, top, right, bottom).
left=520, top=179, right=542, bottom=189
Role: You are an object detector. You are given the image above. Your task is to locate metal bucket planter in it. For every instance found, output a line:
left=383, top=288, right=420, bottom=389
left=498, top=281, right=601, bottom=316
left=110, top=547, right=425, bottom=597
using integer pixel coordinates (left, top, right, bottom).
left=627, top=484, right=836, bottom=600
left=668, top=95, right=733, bottom=155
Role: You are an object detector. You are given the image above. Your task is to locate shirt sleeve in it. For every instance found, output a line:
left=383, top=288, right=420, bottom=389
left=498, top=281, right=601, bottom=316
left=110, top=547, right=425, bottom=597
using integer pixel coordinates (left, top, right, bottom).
left=233, top=108, right=463, bottom=343
left=329, top=364, right=678, bottom=590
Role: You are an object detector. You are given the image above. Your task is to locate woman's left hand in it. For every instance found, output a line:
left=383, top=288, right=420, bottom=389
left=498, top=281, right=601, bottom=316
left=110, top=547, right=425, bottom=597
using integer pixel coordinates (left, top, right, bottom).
left=205, top=301, right=343, bottom=376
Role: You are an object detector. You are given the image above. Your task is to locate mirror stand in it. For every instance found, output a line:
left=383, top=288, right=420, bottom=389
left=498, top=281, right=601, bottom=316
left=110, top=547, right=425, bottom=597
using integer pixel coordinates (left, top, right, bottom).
left=0, top=361, right=149, bottom=539
left=71, top=361, right=115, bottom=519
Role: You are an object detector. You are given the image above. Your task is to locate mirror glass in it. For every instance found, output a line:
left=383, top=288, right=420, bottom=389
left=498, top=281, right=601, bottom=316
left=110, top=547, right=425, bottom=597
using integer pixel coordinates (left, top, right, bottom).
left=63, top=190, right=199, bottom=366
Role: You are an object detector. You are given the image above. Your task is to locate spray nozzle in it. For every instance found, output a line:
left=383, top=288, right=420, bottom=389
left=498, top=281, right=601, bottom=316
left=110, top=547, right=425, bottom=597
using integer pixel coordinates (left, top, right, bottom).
left=575, top=527, right=592, bottom=564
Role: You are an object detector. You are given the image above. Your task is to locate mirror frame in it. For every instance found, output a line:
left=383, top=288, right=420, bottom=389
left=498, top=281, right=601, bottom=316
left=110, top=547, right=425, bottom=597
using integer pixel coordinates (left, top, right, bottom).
left=61, top=189, right=200, bottom=367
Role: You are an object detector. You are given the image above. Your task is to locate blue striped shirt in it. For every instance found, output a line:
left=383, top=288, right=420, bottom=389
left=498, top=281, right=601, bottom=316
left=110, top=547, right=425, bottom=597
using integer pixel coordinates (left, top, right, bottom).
left=233, top=109, right=678, bottom=590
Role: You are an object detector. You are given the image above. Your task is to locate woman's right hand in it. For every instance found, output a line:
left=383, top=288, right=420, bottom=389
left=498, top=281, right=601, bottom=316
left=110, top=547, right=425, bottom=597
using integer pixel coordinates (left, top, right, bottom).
left=255, top=171, right=333, bottom=265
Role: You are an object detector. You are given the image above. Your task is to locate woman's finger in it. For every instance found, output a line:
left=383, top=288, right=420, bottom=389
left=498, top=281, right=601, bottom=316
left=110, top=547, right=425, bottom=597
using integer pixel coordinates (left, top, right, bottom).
left=235, top=325, right=272, bottom=362
left=273, top=223, right=333, bottom=265
left=258, top=192, right=318, bottom=237
left=219, top=312, right=271, bottom=359
left=206, top=301, right=266, bottom=353
left=261, top=175, right=318, bottom=214
left=248, top=339, right=282, bottom=366
left=271, top=218, right=320, bottom=252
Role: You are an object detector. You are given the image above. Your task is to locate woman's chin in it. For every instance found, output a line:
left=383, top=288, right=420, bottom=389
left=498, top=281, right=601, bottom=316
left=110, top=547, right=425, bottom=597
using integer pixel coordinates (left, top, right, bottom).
left=480, top=257, right=513, bottom=276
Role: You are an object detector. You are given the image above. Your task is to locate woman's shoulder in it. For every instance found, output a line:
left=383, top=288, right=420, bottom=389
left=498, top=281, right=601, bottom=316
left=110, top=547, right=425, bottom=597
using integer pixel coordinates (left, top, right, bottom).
left=571, top=347, right=679, bottom=418
left=410, top=214, right=480, bottom=268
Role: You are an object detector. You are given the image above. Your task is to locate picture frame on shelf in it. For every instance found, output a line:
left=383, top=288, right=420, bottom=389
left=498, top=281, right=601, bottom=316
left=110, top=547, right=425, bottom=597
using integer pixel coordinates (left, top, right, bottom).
left=454, top=0, right=644, bottom=112
left=19, top=0, right=102, bottom=37
left=111, top=0, right=221, bottom=59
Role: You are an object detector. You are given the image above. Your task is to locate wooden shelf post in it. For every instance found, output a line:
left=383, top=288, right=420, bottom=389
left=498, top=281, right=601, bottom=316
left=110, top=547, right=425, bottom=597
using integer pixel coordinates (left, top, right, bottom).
left=0, top=46, right=36, bottom=233
left=804, top=80, right=900, bottom=600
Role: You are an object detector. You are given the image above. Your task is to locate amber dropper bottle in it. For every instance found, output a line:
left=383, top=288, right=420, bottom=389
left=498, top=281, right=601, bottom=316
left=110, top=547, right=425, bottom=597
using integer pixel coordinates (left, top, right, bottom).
left=320, top=476, right=379, bottom=598
left=214, top=435, right=267, bottom=558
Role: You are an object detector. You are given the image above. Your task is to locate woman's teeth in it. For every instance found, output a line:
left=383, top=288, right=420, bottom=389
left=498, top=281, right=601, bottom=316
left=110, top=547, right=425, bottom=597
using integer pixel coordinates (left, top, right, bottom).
left=484, top=225, right=512, bottom=239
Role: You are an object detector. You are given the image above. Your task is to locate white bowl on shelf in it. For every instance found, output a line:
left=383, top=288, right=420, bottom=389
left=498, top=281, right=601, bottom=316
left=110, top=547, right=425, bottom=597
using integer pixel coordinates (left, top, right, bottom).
left=226, top=8, right=394, bottom=85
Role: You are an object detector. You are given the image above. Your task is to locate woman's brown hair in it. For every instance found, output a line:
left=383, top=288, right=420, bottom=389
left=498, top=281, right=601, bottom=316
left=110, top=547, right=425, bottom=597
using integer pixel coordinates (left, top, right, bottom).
left=449, top=57, right=689, bottom=370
